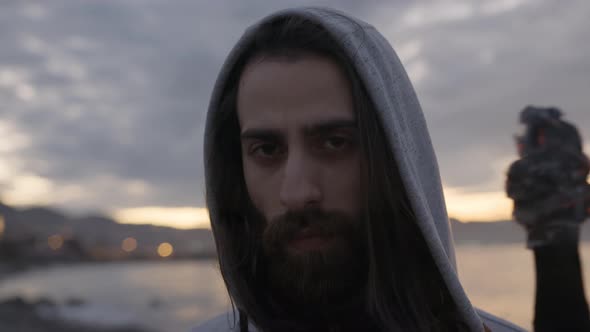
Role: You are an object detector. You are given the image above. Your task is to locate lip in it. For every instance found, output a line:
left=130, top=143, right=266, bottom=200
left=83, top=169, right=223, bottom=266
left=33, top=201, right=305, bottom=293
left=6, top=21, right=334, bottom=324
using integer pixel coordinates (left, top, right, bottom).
left=288, top=228, right=333, bottom=251
left=293, top=227, right=324, bottom=239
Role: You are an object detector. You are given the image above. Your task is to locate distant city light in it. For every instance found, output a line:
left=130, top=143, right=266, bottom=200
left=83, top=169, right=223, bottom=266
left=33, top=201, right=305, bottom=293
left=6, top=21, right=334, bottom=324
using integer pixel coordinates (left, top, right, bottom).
left=157, top=242, right=173, bottom=258
left=121, top=237, right=138, bottom=252
left=0, top=215, right=5, bottom=237
left=48, top=234, right=64, bottom=250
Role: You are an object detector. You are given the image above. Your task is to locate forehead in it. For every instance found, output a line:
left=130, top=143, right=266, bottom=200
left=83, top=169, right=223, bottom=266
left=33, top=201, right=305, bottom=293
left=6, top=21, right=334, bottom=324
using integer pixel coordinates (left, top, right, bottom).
left=236, top=54, right=355, bottom=130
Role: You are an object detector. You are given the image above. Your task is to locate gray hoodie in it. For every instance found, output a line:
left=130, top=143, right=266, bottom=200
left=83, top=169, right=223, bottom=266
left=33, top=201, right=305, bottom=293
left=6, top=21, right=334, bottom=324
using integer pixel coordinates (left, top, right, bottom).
left=198, top=7, right=526, bottom=332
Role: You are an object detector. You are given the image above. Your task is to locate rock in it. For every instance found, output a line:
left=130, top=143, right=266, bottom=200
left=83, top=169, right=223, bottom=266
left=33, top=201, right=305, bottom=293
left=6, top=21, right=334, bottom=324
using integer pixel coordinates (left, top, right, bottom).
left=33, top=297, right=56, bottom=307
left=65, top=297, right=86, bottom=307
left=148, top=297, right=163, bottom=309
left=0, top=296, right=151, bottom=332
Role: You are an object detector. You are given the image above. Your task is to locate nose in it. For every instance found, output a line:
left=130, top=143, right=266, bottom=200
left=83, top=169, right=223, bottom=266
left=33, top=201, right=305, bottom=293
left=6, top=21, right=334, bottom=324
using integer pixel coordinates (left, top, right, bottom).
left=279, top=151, right=322, bottom=211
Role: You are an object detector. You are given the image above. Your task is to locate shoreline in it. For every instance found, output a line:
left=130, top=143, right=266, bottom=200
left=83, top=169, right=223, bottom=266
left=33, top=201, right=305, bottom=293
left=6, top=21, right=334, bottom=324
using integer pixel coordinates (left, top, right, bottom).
left=0, top=297, right=151, bottom=332
left=0, top=256, right=216, bottom=280
left=0, top=259, right=222, bottom=332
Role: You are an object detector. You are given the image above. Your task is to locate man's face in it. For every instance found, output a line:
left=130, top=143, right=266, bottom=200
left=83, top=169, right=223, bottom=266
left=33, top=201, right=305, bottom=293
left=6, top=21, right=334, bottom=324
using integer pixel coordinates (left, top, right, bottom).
left=237, top=54, right=362, bottom=251
left=237, top=54, right=366, bottom=306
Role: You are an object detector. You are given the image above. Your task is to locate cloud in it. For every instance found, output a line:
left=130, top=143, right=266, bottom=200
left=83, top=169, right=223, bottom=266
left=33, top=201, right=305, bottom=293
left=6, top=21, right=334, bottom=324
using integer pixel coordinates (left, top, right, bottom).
left=0, top=0, right=588, bottom=224
left=372, top=0, right=590, bottom=191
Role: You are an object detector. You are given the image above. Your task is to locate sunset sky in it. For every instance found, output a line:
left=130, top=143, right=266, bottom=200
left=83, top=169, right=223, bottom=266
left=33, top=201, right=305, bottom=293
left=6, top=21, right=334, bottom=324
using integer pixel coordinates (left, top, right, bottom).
left=1, top=1, right=589, bottom=229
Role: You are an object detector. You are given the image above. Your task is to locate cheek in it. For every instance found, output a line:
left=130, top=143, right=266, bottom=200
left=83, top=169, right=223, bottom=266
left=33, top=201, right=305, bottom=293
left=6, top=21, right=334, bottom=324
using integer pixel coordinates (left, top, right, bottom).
left=242, top=161, right=260, bottom=204
left=242, top=160, right=278, bottom=220
left=322, top=158, right=362, bottom=215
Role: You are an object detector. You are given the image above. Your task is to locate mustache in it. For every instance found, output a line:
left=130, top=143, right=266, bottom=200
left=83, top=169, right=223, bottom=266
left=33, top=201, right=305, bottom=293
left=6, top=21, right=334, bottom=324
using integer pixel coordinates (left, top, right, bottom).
left=262, top=209, right=358, bottom=252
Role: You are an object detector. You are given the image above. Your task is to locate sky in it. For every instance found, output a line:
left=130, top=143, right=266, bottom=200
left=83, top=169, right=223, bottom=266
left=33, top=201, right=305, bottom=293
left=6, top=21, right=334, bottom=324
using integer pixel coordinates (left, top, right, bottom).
left=0, top=0, right=589, bottom=229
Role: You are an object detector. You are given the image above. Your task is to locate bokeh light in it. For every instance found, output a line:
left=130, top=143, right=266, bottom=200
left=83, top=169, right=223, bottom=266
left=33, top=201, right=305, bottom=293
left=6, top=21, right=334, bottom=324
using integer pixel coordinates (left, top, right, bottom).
left=121, top=237, right=138, bottom=252
left=157, top=242, right=173, bottom=258
left=48, top=234, right=64, bottom=250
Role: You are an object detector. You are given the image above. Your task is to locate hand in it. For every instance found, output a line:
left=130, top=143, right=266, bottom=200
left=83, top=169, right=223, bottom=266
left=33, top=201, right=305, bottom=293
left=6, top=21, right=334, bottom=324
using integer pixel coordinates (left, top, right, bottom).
left=506, top=107, right=590, bottom=248
left=506, top=148, right=589, bottom=248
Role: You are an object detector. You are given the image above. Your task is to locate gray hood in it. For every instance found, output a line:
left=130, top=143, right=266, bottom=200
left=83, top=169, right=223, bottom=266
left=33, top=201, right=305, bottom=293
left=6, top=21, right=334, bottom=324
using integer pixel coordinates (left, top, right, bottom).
left=200, top=7, right=524, bottom=332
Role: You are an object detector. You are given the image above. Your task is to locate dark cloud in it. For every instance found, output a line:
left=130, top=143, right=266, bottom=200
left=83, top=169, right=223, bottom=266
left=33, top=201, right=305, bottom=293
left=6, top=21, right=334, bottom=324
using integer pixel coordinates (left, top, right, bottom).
left=370, top=0, right=590, bottom=189
left=0, top=0, right=588, bottom=212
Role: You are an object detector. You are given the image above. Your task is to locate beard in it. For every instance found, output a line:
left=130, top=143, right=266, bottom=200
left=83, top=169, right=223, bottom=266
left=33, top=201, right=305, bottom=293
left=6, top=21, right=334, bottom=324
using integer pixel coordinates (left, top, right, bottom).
left=255, top=207, right=369, bottom=314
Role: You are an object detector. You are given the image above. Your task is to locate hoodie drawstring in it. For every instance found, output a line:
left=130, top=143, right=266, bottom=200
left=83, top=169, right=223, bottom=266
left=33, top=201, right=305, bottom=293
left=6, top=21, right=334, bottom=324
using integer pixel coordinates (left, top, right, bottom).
left=239, top=309, right=249, bottom=332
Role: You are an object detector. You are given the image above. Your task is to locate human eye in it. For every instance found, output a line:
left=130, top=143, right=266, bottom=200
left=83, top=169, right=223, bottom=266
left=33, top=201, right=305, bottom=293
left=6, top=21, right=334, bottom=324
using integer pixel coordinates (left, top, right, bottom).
left=249, top=142, right=284, bottom=159
left=322, top=136, right=352, bottom=151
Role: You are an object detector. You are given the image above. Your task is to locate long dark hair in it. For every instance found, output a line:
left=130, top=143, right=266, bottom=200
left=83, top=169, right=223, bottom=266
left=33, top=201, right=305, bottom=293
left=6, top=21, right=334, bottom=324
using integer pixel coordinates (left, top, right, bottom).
left=206, top=14, right=469, bottom=332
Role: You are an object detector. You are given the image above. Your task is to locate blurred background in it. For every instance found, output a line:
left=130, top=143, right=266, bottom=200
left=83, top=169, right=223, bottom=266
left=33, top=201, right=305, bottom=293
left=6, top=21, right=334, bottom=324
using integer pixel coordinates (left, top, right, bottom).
left=0, top=1, right=589, bottom=331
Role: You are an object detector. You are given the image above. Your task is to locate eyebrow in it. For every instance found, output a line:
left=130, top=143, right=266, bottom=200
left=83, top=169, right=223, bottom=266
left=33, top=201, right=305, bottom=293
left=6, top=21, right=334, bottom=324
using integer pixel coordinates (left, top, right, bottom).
left=240, top=119, right=357, bottom=141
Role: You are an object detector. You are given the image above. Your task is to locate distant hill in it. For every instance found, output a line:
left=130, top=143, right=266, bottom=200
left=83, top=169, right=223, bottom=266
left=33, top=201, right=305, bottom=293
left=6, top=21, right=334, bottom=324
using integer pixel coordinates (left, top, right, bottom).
left=0, top=201, right=215, bottom=259
left=450, top=218, right=590, bottom=245
left=1, top=201, right=589, bottom=259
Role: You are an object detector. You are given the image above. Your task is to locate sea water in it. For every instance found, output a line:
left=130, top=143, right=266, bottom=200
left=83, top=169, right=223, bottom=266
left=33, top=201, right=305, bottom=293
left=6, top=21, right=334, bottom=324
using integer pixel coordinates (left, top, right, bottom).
left=0, top=244, right=589, bottom=331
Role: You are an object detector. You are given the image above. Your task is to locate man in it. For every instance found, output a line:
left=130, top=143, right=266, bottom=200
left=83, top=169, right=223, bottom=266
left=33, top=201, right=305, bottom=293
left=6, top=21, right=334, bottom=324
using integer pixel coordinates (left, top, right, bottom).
left=196, top=7, right=524, bottom=332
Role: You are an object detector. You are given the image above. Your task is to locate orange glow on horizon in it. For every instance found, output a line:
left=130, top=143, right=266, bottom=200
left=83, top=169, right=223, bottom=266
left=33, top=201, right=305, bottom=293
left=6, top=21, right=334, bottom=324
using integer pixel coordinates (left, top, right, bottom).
left=112, top=207, right=210, bottom=229
left=444, top=187, right=513, bottom=222
left=157, top=242, right=174, bottom=258
left=111, top=189, right=514, bottom=230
